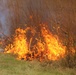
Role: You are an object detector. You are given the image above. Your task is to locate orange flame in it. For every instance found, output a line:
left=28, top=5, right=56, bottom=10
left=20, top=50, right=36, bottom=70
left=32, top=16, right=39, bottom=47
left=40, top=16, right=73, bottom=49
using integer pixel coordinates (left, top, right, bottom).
left=5, top=24, right=65, bottom=61
left=5, top=28, right=28, bottom=59
left=0, top=41, right=2, bottom=45
left=41, top=24, right=65, bottom=60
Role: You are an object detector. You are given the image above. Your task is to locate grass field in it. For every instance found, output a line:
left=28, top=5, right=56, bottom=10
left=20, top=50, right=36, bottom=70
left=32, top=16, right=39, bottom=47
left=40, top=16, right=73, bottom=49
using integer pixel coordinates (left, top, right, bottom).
left=0, top=53, right=76, bottom=75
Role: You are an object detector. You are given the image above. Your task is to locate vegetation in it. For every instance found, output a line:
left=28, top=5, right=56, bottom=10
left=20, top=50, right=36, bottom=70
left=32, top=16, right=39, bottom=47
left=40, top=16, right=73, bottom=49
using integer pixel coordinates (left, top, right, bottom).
left=0, top=53, right=76, bottom=75
left=0, top=0, right=76, bottom=74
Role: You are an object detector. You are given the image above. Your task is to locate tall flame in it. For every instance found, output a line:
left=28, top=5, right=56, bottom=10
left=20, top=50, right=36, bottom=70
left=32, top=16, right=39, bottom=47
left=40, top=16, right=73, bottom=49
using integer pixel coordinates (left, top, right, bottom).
left=5, top=28, right=28, bottom=59
left=41, top=24, right=65, bottom=60
left=5, top=24, right=65, bottom=61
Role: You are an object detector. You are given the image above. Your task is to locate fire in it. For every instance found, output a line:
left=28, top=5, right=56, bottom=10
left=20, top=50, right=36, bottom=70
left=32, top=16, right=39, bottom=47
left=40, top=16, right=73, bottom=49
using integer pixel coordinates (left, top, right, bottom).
left=0, top=38, right=2, bottom=45
left=0, top=41, right=2, bottom=45
left=5, top=28, right=29, bottom=59
left=41, top=24, right=65, bottom=60
left=5, top=24, right=65, bottom=61
left=0, top=39, right=3, bottom=47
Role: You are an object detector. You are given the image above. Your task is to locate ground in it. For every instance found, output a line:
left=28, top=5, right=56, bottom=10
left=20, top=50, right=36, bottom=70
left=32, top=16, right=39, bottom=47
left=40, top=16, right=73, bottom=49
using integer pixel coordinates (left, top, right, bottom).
left=0, top=53, right=76, bottom=75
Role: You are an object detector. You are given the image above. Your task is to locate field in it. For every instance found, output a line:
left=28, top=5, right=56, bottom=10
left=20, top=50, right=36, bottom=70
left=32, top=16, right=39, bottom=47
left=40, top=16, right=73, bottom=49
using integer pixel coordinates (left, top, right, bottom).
left=0, top=53, right=76, bottom=75
left=0, top=0, right=76, bottom=75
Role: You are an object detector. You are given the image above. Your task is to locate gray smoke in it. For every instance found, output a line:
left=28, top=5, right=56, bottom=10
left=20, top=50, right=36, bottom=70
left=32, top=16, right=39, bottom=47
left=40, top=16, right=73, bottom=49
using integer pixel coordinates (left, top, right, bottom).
left=0, top=0, right=11, bottom=37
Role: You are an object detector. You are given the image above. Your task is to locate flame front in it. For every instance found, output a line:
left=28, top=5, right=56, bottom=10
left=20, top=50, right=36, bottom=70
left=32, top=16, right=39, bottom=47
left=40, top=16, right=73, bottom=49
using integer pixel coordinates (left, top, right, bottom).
left=5, top=24, right=65, bottom=61
left=5, top=28, right=28, bottom=59
left=41, top=24, right=65, bottom=60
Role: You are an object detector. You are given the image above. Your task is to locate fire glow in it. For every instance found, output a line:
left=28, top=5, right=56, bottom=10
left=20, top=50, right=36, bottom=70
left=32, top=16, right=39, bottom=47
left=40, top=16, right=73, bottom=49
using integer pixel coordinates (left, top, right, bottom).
left=5, top=24, right=65, bottom=61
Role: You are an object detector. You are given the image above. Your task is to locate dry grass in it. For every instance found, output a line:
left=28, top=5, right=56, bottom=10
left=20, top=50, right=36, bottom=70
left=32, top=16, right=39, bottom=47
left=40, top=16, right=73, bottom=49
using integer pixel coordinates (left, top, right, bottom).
left=0, top=53, right=76, bottom=75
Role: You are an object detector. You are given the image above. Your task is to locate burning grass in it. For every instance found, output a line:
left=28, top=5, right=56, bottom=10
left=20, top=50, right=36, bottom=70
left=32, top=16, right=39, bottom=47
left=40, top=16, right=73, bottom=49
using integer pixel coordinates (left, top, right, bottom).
left=5, top=28, right=29, bottom=60
left=5, top=23, right=66, bottom=61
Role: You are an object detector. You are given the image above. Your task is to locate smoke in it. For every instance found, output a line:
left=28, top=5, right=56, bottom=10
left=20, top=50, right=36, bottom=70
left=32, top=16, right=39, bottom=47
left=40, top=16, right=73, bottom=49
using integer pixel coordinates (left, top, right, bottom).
left=0, top=0, right=11, bottom=37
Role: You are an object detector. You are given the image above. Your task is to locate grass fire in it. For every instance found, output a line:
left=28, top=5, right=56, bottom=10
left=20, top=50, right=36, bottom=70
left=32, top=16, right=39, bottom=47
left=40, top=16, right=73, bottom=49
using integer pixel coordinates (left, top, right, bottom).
left=5, top=24, right=65, bottom=61
left=0, top=0, right=76, bottom=75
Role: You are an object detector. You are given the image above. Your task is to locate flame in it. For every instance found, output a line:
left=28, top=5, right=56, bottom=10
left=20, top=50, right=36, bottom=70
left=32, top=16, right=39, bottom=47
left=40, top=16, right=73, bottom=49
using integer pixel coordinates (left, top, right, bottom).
left=0, top=38, right=2, bottom=45
left=0, top=39, right=3, bottom=47
left=5, top=28, right=28, bottom=59
left=5, top=24, right=65, bottom=61
left=29, top=15, right=33, bottom=19
left=0, top=41, right=2, bottom=45
left=41, top=24, right=65, bottom=60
